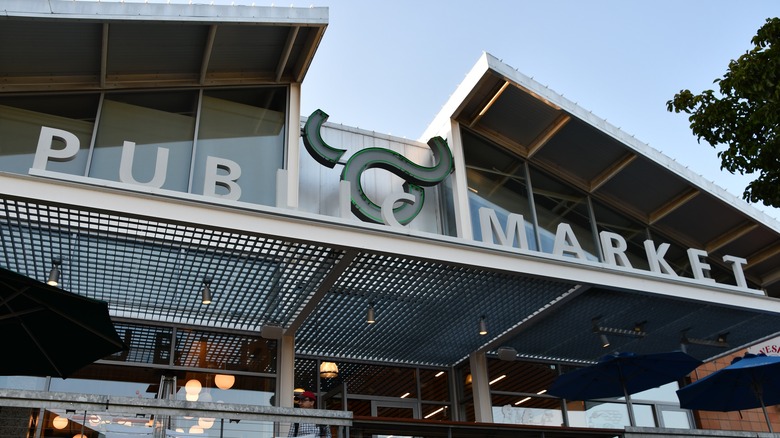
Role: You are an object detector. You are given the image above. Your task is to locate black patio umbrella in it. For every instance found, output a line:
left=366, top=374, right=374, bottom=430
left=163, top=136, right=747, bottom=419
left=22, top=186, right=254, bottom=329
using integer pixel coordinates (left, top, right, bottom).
left=0, top=266, right=127, bottom=378
left=677, top=352, right=780, bottom=433
left=548, top=351, right=702, bottom=426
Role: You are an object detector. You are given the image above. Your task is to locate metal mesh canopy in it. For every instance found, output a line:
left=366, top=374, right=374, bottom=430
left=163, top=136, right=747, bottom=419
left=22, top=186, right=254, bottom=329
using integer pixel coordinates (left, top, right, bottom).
left=3, top=187, right=780, bottom=368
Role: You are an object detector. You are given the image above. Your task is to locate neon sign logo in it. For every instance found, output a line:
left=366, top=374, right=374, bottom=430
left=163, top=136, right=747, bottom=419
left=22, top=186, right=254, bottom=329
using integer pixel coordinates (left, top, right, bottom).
left=302, top=109, right=454, bottom=225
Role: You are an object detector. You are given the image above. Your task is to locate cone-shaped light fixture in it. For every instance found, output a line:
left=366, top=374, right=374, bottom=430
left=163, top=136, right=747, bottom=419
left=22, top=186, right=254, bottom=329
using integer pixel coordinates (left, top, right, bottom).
left=201, top=278, right=212, bottom=305
left=47, top=259, right=61, bottom=286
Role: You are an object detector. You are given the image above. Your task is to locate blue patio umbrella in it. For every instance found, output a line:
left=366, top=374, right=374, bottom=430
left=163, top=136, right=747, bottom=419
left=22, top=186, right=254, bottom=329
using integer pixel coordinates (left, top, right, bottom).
left=548, top=351, right=702, bottom=426
left=677, top=353, right=780, bottom=433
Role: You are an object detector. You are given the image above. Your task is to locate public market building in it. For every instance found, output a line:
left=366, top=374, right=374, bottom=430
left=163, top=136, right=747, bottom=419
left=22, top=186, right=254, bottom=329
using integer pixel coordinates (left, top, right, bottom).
left=2, top=1, right=780, bottom=437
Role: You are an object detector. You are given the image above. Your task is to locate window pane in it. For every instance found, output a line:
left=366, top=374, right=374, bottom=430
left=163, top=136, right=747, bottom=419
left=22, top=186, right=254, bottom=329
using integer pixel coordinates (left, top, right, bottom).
left=632, top=403, right=656, bottom=427
left=529, top=168, right=597, bottom=260
left=90, top=91, right=197, bottom=191
left=461, top=129, right=537, bottom=250
left=661, top=408, right=692, bottom=429
left=592, top=200, right=650, bottom=269
left=582, top=401, right=630, bottom=428
left=492, top=394, right=563, bottom=426
left=0, top=94, right=98, bottom=175
left=420, top=369, right=449, bottom=402
left=193, top=88, right=286, bottom=206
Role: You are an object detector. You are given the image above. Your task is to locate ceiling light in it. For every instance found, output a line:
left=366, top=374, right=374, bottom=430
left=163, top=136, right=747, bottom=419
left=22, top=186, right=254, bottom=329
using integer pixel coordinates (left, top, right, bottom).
left=479, top=316, right=487, bottom=336
left=47, top=259, right=61, bottom=286
left=400, top=392, right=410, bottom=398
left=435, top=371, right=444, bottom=377
left=514, top=396, right=532, bottom=405
left=320, top=361, right=338, bottom=378
left=52, top=415, right=68, bottom=430
left=201, top=278, right=213, bottom=305
left=592, top=317, right=646, bottom=343
left=214, top=373, right=235, bottom=390
left=680, top=329, right=730, bottom=348
left=424, top=407, right=445, bottom=419
left=184, top=379, right=202, bottom=395
left=489, top=374, right=506, bottom=385
left=366, top=303, right=376, bottom=324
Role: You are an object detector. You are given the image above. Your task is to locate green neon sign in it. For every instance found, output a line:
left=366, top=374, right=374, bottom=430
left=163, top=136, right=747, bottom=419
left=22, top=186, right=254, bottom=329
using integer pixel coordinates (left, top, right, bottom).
left=302, top=109, right=454, bottom=225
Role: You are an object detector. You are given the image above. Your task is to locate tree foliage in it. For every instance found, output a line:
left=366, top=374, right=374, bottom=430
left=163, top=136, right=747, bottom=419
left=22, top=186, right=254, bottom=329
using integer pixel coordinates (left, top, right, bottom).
left=667, top=17, right=780, bottom=207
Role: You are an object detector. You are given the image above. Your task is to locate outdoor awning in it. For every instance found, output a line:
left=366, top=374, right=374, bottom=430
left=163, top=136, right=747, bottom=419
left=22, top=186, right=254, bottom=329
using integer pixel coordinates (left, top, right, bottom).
left=2, top=172, right=780, bottom=368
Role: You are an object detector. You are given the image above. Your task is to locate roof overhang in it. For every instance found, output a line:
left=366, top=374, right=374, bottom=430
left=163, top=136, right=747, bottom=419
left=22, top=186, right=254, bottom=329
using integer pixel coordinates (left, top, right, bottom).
left=424, top=52, right=780, bottom=299
left=3, top=172, right=780, bottom=367
left=0, top=0, right=328, bottom=91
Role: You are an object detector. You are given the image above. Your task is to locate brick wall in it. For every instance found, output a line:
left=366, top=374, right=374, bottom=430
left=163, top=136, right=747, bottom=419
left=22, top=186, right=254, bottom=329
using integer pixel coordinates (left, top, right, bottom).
left=687, top=350, right=779, bottom=433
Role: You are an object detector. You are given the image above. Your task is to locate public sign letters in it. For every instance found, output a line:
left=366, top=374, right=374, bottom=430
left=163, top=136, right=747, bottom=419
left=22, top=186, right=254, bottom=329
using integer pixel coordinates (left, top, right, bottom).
left=30, top=109, right=755, bottom=292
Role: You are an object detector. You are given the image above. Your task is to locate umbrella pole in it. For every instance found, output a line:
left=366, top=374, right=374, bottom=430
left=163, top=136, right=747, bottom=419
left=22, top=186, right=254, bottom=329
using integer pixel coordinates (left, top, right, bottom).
left=759, top=395, right=773, bottom=433
left=623, top=384, right=636, bottom=427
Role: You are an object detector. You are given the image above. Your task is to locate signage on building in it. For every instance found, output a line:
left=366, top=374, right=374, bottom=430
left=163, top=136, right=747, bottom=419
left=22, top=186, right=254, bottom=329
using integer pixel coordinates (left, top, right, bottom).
left=30, top=114, right=758, bottom=294
left=302, top=109, right=454, bottom=225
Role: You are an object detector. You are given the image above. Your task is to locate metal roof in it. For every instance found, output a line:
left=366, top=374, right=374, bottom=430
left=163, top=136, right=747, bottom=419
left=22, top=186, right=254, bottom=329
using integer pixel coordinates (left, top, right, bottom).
left=425, top=52, right=780, bottom=299
left=1, top=2, right=780, bottom=371
left=0, top=0, right=328, bottom=91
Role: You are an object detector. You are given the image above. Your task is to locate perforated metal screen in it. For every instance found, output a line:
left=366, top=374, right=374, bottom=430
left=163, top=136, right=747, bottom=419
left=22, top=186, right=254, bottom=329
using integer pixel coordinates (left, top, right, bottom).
left=2, top=194, right=780, bottom=368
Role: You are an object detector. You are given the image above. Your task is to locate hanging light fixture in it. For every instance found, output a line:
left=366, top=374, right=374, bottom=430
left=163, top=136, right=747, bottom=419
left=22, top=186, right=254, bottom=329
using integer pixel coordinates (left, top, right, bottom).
left=52, top=415, right=68, bottom=430
left=47, top=259, right=61, bottom=286
left=184, top=378, right=202, bottom=401
left=599, top=333, right=611, bottom=348
left=214, top=373, right=235, bottom=390
left=478, top=316, right=488, bottom=335
left=366, top=303, right=376, bottom=324
left=320, top=361, right=339, bottom=379
left=201, top=278, right=213, bottom=305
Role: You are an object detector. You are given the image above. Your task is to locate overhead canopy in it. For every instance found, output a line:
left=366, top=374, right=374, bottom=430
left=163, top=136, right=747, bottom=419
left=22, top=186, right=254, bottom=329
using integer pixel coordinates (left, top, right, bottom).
left=1, top=1, right=780, bottom=371
left=0, top=0, right=327, bottom=91
left=3, top=174, right=780, bottom=368
left=424, top=53, right=780, bottom=299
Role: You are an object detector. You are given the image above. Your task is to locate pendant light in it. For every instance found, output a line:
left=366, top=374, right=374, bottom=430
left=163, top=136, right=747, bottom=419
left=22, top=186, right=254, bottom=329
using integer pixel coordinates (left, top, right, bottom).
left=47, top=259, right=61, bottom=286
left=214, top=373, right=235, bottom=390
left=320, top=361, right=339, bottom=379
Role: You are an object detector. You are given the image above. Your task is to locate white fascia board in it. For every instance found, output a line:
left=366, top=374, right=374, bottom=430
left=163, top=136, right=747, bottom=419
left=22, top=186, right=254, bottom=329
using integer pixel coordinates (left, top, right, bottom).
left=0, top=0, right=329, bottom=25
left=5, top=172, right=780, bottom=315
left=420, top=52, right=491, bottom=142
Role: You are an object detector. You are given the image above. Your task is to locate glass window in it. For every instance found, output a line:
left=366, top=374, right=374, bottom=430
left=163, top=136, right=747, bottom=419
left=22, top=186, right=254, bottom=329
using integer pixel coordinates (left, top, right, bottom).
left=646, top=230, right=694, bottom=277
left=422, top=403, right=450, bottom=420
left=487, top=358, right=557, bottom=394
left=659, top=406, right=693, bottom=429
left=0, top=94, right=99, bottom=175
left=529, top=167, right=597, bottom=260
left=632, top=403, right=657, bottom=427
left=90, top=91, right=198, bottom=192
left=420, top=369, right=449, bottom=402
left=582, top=401, right=629, bottom=428
left=492, top=394, right=563, bottom=426
left=461, top=129, right=537, bottom=250
left=192, top=88, right=286, bottom=206
left=105, top=322, right=173, bottom=365
left=591, top=200, right=650, bottom=269
left=174, top=328, right=277, bottom=374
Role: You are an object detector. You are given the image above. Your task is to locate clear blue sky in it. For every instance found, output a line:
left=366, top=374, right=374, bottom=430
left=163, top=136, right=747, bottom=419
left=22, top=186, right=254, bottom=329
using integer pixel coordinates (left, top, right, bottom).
left=107, top=1, right=780, bottom=218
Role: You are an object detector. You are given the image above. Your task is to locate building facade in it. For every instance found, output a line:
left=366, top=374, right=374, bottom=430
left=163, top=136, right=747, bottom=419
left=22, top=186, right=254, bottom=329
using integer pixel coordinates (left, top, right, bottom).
left=1, top=1, right=780, bottom=437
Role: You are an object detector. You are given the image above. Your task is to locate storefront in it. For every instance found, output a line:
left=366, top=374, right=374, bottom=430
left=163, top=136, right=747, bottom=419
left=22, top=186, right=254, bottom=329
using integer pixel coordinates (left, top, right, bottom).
left=2, top=1, right=780, bottom=437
